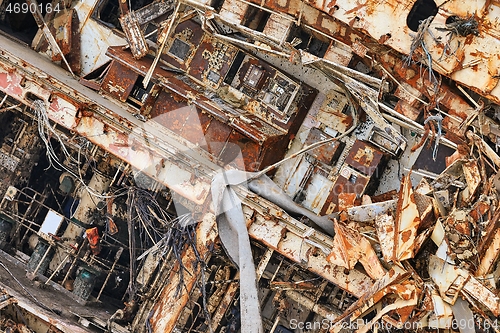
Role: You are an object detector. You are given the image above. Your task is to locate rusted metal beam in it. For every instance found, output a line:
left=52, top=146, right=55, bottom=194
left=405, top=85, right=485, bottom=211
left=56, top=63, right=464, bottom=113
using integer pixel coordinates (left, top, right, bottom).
left=143, top=1, right=181, bottom=87
left=148, top=213, right=218, bottom=332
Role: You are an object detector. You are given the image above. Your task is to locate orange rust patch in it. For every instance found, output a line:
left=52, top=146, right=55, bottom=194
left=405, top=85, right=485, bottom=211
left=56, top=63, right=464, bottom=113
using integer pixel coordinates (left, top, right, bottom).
left=401, top=229, right=412, bottom=243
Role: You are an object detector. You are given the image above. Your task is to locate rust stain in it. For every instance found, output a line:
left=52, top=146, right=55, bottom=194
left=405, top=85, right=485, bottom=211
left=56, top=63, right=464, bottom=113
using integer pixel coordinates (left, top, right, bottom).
left=401, top=229, right=412, bottom=243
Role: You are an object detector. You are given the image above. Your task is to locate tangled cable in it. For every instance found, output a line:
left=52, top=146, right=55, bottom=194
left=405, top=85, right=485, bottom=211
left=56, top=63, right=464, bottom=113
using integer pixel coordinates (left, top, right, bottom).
left=33, top=99, right=127, bottom=200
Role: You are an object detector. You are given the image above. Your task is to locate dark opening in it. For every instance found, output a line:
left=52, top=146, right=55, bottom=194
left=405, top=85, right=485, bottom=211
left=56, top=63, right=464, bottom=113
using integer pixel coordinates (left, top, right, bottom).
left=308, top=37, right=329, bottom=58
left=406, top=0, right=437, bottom=32
left=224, top=51, right=245, bottom=85
left=211, top=0, right=225, bottom=12
left=93, top=0, right=155, bottom=29
left=168, top=38, right=192, bottom=61
left=287, top=25, right=329, bottom=58
left=25, top=92, right=44, bottom=103
left=0, top=0, right=52, bottom=44
left=97, top=0, right=121, bottom=29
left=144, top=22, right=158, bottom=43
left=242, top=6, right=270, bottom=32
left=445, top=15, right=459, bottom=25
left=127, top=75, right=154, bottom=109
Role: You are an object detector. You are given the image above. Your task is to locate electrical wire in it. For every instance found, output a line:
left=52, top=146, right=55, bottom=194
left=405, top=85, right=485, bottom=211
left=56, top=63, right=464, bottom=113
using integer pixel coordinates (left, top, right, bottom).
left=33, top=99, right=128, bottom=200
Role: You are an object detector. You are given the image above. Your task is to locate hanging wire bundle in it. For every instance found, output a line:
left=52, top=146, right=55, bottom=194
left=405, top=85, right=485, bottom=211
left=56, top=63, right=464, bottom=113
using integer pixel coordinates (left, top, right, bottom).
left=126, top=186, right=213, bottom=330
left=125, top=187, right=204, bottom=296
left=404, top=16, right=441, bottom=97
left=438, top=15, right=479, bottom=38
left=34, top=99, right=77, bottom=171
left=436, top=15, right=479, bottom=63
left=34, top=99, right=128, bottom=199
left=404, top=16, right=443, bottom=110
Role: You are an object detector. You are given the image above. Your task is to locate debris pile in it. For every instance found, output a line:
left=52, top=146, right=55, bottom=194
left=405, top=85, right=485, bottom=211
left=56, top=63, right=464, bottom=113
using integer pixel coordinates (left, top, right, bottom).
left=322, top=135, right=500, bottom=331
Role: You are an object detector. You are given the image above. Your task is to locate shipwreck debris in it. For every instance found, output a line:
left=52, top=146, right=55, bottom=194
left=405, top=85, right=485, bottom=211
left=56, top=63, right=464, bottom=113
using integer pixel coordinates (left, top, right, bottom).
left=1, top=0, right=500, bottom=332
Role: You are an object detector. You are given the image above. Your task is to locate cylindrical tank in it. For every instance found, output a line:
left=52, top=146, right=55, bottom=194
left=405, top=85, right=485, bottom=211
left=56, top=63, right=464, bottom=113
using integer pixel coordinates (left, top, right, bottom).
left=72, top=170, right=112, bottom=224
left=59, top=172, right=76, bottom=195
left=26, top=240, right=54, bottom=275
left=0, top=218, right=12, bottom=248
left=73, top=267, right=97, bottom=301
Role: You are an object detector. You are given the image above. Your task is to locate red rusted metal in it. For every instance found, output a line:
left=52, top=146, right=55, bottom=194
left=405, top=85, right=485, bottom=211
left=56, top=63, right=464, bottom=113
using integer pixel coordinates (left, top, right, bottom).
left=85, top=227, right=101, bottom=255
left=50, top=10, right=73, bottom=62
left=101, top=61, right=139, bottom=102
left=462, top=160, right=481, bottom=203
left=345, top=140, right=384, bottom=177
left=337, top=192, right=357, bottom=212
left=6, top=1, right=500, bottom=330
left=67, top=10, right=81, bottom=75
left=324, top=165, right=370, bottom=213
left=209, top=275, right=239, bottom=331
left=104, top=23, right=318, bottom=172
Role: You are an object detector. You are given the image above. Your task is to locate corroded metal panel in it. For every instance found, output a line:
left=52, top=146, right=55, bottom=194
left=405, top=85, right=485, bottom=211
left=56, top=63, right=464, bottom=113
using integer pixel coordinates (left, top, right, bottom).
left=51, top=10, right=73, bottom=61
left=101, top=61, right=139, bottom=102
left=203, top=119, right=233, bottom=158
left=304, top=127, right=342, bottom=164
left=221, top=129, right=261, bottom=170
left=104, top=45, right=305, bottom=173
left=187, top=34, right=238, bottom=89
left=326, top=165, right=370, bottom=212
left=219, top=0, right=249, bottom=24
left=262, top=13, right=293, bottom=45
left=394, top=174, right=421, bottom=261
left=162, top=20, right=205, bottom=71
left=345, top=140, right=384, bottom=177
left=316, top=90, right=352, bottom=133
left=247, top=211, right=374, bottom=297
left=119, top=11, right=149, bottom=59
left=295, top=0, right=500, bottom=103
